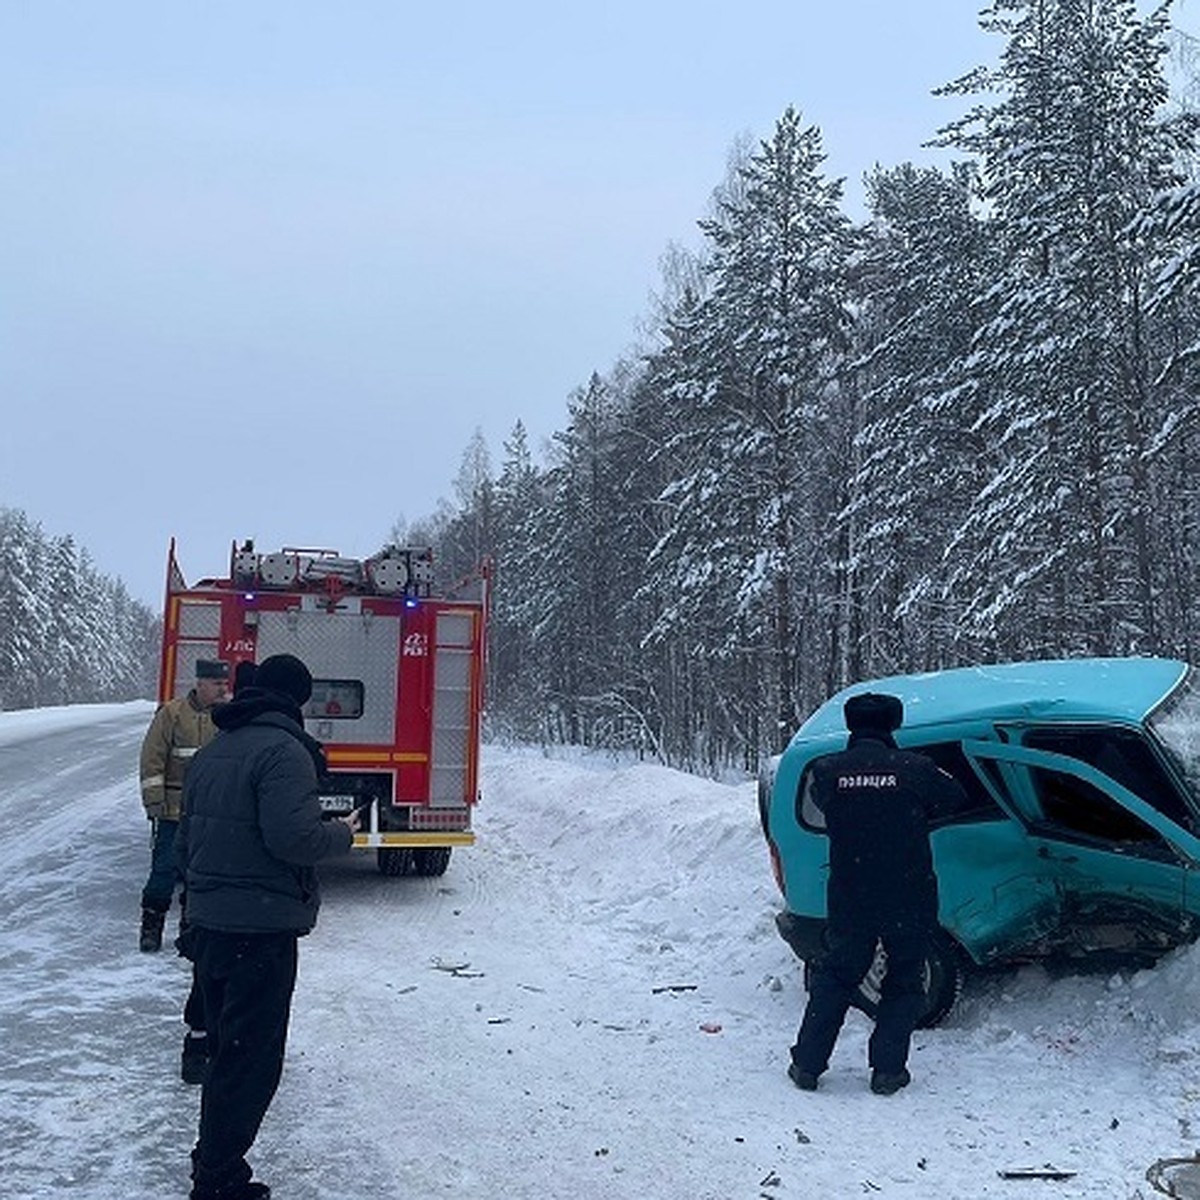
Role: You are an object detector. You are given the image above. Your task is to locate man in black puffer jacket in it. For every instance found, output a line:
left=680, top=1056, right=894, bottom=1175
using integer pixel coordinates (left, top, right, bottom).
left=789, top=692, right=967, bottom=1097
left=177, top=653, right=359, bottom=1200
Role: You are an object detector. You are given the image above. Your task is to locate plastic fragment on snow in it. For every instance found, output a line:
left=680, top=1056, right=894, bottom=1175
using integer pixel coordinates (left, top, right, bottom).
left=430, top=958, right=484, bottom=978
left=698, top=1022, right=723, bottom=1034
left=997, top=1165, right=1077, bottom=1180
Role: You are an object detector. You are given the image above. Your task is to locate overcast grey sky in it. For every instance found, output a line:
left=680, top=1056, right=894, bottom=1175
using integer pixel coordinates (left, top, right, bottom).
left=2, top=1, right=1193, bottom=608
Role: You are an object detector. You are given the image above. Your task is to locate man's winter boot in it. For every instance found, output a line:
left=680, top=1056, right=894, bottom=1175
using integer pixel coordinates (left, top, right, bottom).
left=788, top=1062, right=820, bottom=1091
left=181, top=1030, right=210, bottom=1085
left=189, top=1179, right=271, bottom=1199
left=870, top=1067, right=911, bottom=1096
left=139, top=907, right=165, bottom=953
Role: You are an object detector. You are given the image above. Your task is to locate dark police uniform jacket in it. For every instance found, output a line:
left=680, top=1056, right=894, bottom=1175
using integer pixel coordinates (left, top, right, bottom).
left=809, top=733, right=966, bottom=929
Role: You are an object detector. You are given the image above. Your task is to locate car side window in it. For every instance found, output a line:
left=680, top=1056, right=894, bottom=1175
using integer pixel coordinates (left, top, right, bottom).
left=1023, top=727, right=1193, bottom=831
left=795, top=742, right=1004, bottom=832
left=917, top=742, right=1006, bottom=824
left=1030, top=765, right=1158, bottom=841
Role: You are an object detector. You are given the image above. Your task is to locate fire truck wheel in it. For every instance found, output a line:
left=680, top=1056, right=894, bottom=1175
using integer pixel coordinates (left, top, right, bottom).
left=411, top=847, right=452, bottom=876
left=377, top=848, right=412, bottom=876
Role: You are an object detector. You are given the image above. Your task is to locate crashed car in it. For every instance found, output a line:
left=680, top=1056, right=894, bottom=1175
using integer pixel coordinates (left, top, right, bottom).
left=759, top=657, right=1200, bottom=1026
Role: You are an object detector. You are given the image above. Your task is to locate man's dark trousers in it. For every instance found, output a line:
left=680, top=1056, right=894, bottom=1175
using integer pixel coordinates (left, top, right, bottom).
left=183, top=967, right=206, bottom=1036
left=792, top=917, right=928, bottom=1076
left=189, top=927, right=299, bottom=1193
left=142, top=817, right=181, bottom=911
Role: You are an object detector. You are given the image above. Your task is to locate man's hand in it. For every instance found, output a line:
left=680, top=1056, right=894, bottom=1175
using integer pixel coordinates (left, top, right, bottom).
left=339, top=807, right=363, bottom=834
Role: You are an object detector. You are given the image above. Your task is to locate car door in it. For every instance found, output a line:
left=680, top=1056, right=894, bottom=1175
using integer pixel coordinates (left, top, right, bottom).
left=962, top=738, right=1200, bottom=945
left=922, top=742, right=1063, bottom=964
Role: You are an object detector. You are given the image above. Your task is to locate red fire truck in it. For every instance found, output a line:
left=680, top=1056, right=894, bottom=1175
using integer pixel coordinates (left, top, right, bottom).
left=157, top=538, right=488, bottom=877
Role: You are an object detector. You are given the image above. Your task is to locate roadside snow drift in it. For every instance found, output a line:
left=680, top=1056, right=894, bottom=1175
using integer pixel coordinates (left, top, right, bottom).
left=3, top=708, right=1200, bottom=1198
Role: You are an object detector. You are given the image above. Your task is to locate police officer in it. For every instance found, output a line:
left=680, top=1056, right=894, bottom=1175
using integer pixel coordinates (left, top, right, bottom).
left=789, top=691, right=966, bottom=1095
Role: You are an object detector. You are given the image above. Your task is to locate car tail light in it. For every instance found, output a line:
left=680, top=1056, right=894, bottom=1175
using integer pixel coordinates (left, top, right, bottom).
left=767, top=840, right=785, bottom=896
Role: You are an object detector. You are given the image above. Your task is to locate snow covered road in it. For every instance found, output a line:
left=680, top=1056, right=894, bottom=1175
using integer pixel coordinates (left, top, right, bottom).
left=3, top=707, right=1200, bottom=1198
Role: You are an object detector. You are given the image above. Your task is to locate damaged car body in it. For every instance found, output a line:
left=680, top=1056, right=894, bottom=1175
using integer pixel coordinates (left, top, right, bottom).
left=759, top=658, right=1200, bottom=1026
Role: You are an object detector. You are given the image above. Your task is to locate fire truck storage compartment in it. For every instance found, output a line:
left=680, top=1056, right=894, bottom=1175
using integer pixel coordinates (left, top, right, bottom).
left=432, top=610, right=475, bottom=807
left=169, top=600, right=223, bottom=700
left=254, top=604, right=400, bottom=745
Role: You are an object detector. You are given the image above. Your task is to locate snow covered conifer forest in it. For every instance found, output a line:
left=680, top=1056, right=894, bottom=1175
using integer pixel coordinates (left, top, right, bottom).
left=418, top=0, right=1200, bottom=771
left=0, top=508, right=158, bottom=709
left=6, top=2, right=1200, bottom=777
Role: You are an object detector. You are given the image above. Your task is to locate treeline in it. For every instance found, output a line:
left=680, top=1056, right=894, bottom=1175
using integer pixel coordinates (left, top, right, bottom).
left=0, top=507, right=159, bottom=709
left=416, top=0, right=1200, bottom=773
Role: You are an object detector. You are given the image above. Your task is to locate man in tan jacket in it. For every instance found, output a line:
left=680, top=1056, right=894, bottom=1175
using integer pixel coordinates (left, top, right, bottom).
left=138, top=658, right=228, bottom=952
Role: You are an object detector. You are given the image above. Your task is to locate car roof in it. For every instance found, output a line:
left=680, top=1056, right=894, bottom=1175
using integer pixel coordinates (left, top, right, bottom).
left=793, top=657, right=1188, bottom=744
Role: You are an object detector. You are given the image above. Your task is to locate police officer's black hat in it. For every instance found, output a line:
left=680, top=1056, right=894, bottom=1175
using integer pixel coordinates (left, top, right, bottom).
left=195, top=659, right=229, bottom=682
left=843, top=691, right=903, bottom=733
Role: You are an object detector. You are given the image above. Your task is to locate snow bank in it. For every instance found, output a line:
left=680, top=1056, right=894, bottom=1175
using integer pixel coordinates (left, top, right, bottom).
left=0, top=700, right=154, bottom=747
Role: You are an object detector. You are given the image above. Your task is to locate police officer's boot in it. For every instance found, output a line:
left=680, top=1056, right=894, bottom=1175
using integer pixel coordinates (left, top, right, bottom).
left=139, top=907, right=165, bottom=952
left=870, top=1067, right=911, bottom=1095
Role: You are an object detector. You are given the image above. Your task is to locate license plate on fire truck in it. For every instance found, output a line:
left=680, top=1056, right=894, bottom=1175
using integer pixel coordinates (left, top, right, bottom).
left=318, top=795, right=354, bottom=813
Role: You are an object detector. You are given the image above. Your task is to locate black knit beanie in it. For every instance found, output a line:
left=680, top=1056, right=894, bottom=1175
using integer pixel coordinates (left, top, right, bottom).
left=232, top=660, right=257, bottom=695
left=255, top=654, right=313, bottom=706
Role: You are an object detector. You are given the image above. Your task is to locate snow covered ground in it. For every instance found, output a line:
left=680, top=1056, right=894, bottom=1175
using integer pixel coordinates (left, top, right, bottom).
left=4, top=703, right=1200, bottom=1199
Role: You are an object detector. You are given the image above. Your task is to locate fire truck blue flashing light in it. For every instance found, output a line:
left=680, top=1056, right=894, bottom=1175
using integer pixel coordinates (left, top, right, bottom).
left=405, top=597, right=419, bottom=609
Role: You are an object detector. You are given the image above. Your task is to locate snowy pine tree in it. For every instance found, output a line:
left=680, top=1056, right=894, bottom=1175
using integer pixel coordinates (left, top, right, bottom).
left=845, top=162, right=990, bottom=673
left=648, top=107, right=856, bottom=752
left=932, top=0, right=1196, bottom=654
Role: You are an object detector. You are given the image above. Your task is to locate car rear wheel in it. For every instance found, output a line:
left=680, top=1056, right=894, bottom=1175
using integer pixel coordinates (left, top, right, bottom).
left=804, top=931, right=965, bottom=1028
left=858, top=932, right=964, bottom=1028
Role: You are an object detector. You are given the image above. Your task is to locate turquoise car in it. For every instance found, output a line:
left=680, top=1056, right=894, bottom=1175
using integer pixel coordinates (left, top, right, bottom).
left=759, top=657, right=1200, bottom=1026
